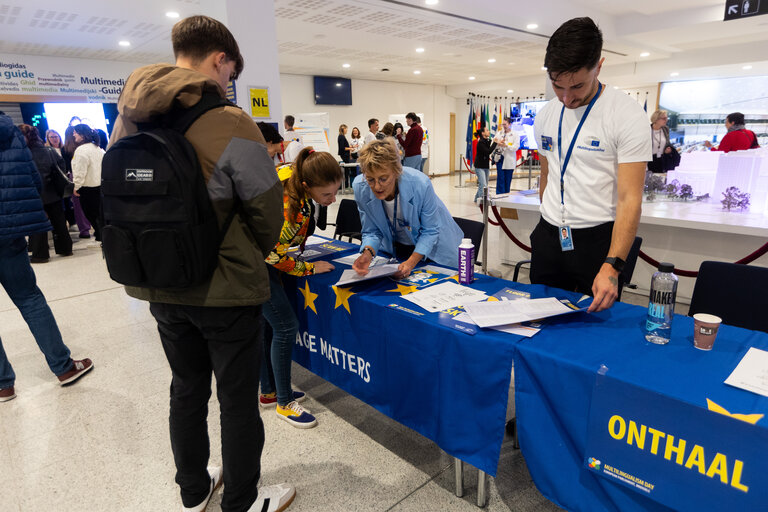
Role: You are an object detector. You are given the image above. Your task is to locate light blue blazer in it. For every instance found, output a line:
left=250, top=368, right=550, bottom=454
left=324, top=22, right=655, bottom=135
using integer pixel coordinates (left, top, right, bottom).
left=352, top=166, right=463, bottom=268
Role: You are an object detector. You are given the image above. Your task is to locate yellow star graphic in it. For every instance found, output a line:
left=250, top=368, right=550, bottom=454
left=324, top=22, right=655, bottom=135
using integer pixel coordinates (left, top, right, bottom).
left=299, top=280, right=319, bottom=314
left=487, top=296, right=499, bottom=301
left=706, top=399, right=763, bottom=425
left=449, top=274, right=460, bottom=282
left=332, top=286, right=356, bottom=314
left=387, top=284, right=420, bottom=296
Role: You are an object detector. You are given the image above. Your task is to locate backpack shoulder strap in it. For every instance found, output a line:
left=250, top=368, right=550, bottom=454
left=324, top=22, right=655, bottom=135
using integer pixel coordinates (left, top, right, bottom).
left=167, top=92, right=234, bottom=134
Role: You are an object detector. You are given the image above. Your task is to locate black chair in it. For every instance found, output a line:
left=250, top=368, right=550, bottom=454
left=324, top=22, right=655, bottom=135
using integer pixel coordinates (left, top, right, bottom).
left=331, top=198, right=362, bottom=243
left=452, top=217, right=484, bottom=265
left=512, top=236, right=643, bottom=301
left=688, top=261, right=768, bottom=332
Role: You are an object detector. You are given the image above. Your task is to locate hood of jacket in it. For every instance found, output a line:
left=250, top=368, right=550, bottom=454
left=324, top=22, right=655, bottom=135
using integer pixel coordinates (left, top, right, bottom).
left=0, top=114, right=15, bottom=143
left=117, top=63, right=224, bottom=123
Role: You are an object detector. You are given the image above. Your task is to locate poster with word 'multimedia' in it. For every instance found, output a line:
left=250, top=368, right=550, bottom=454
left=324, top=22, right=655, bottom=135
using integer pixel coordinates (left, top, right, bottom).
left=0, top=53, right=140, bottom=102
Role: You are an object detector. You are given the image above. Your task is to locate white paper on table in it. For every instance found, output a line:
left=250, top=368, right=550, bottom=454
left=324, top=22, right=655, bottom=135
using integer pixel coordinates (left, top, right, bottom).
left=401, top=281, right=487, bottom=313
left=454, top=313, right=540, bottom=338
left=333, top=254, right=391, bottom=267
left=421, top=264, right=458, bottom=277
left=334, top=264, right=400, bottom=287
left=463, top=297, right=576, bottom=328
left=303, top=235, right=329, bottom=246
left=724, top=347, right=768, bottom=398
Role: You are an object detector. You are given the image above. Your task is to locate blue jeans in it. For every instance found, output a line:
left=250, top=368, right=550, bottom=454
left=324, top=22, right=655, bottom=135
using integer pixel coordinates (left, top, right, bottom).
left=419, top=157, right=427, bottom=173
left=259, top=267, right=299, bottom=406
left=0, top=237, right=72, bottom=388
left=403, top=155, right=422, bottom=170
left=474, top=168, right=489, bottom=202
left=496, top=157, right=514, bottom=194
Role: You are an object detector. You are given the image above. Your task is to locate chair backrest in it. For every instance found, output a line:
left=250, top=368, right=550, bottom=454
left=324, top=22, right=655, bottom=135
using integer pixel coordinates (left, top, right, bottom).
left=452, top=217, right=483, bottom=264
left=688, top=261, right=768, bottom=332
left=333, top=198, right=362, bottom=242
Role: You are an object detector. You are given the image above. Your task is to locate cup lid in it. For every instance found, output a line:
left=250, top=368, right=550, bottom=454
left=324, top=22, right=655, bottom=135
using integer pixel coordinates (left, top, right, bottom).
left=693, top=313, right=722, bottom=324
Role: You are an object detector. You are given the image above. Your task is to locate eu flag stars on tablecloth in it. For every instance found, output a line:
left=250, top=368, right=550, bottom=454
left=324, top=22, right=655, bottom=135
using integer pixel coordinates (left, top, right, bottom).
left=332, top=285, right=355, bottom=314
left=299, top=280, right=319, bottom=314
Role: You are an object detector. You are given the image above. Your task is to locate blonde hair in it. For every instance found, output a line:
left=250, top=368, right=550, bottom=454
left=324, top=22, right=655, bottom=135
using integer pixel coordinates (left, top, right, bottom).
left=338, top=124, right=347, bottom=135
left=357, top=139, right=402, bottom=177
left=650, top=109, right=668, bottom=124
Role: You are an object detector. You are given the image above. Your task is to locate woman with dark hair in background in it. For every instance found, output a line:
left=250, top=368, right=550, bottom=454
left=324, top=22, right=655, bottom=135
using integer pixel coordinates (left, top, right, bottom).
left=71, top=124, right=104, bottom=243
left=62, top=126, right=91, bottom=239
left=393, top=122, right=406, bottom=161
left=19, top=124, right=73, bottom=262
left=94, top=128, right=108, bottom=150
left=704, top=112, right=760, bottom=152
left=473, top=125, right=497, bottom=203
left=349, top=126, right=363, bottom=163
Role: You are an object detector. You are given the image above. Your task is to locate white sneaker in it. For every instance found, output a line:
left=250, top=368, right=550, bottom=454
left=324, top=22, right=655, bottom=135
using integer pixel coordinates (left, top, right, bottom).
left=248, top=483, right=296, bottom=512
left=182, top=466, right=223, bottom=512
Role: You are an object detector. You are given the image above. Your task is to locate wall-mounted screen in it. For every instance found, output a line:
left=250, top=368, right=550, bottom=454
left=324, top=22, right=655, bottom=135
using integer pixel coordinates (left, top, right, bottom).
left=313, top=76, right=352, bottom=105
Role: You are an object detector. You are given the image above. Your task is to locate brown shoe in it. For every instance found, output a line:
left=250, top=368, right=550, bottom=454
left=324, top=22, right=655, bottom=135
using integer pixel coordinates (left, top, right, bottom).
left=0, top=386, right=16, bottom=402
left=57, top=358, right=94, bottom=386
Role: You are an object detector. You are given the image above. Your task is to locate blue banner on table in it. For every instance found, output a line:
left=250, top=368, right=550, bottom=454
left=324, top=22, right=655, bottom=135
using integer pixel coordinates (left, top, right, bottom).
left=285, top=267, right=523, bottom=476
left=585, top=373, right=768, bottom=511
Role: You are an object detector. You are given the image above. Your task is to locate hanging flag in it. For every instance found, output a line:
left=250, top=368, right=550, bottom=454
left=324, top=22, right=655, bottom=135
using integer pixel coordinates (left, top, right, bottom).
left=465, top=98, right=474, bottom=166
left=643, top=94, right=648, bottom=112
left=491, top=103, right=498, bottom=134
left=484, top=102, right=491, bottom=132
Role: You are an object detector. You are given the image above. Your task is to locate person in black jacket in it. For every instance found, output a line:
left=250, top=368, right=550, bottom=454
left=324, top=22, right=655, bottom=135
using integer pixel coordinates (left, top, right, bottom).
left=19, top=124, right=73, bottom=262
left=474, top=125, right=497, bottom=203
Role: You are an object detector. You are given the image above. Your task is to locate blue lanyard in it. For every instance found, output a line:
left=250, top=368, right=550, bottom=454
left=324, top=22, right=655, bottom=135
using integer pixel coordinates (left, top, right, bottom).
left=382, top=188, right=399, bottom=242
left=557, top=82, right=603, bottom=213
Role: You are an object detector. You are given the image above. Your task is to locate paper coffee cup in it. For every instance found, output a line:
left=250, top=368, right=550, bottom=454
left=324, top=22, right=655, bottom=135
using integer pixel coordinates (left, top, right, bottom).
left=693, top=314, right=722, bottom=350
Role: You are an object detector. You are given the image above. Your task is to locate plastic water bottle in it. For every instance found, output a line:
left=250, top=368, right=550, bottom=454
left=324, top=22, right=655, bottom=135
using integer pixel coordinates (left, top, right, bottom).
left=645, top=262, right=678, bottom=344
left=458, top=238, right=474, bottom=284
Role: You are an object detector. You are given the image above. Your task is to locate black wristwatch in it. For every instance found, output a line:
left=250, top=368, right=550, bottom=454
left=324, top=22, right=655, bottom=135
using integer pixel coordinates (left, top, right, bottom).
left=605, top=256, right=625, bottom=273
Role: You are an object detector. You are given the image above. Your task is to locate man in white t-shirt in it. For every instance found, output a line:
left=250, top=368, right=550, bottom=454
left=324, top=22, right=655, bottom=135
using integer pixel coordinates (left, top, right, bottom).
left=531, top=17, right=650, bottom=312
left=363, top=118, right=379, bottom=146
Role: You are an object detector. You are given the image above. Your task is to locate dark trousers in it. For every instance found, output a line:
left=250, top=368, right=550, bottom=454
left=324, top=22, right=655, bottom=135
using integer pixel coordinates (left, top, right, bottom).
left=77, top=186, right=101, bottom=241
left=29, top=201, right=73, bottom=259
left=149, top=302, right=265, bottom=512
left=529, top=217, right=615, bottom=296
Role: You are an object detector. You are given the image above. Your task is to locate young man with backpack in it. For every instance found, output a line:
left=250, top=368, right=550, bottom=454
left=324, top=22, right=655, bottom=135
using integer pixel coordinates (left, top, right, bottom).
left=106, top=16, right=291, bottom=512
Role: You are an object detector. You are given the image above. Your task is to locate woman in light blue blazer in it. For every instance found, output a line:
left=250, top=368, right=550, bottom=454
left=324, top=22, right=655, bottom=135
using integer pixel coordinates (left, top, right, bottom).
left=352, top=139, right=463, bottom=277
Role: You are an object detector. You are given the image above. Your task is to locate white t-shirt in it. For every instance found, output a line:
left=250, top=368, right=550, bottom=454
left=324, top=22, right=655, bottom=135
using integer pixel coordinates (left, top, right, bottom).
left=363, top=131, right=377, bottom=146
left=350, top=137, right=363, bottom=154
left=284, top=129, right=302, bottom=144
left=534, top=86, right=651, bottom=229
left=383, top=196, right=413, bottom=245
left=283, top=140, right=304, bottom=163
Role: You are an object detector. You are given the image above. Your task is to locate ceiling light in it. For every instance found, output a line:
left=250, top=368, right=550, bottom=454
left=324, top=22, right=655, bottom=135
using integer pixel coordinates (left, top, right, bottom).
left=425, top=0, right=439, bottom=5
left=468, top=76, right=476, bottom=80
left=743, top=65, right=753, bottom=70
left=342, top=63, right=350, bottom=68
left=640, top=52, right=650, bottom=57
left=507, top=89, right=514, bottom=93
left=526, top=23, right=538, bottom=30
left=413, top=70, right=421, bottom=75
left=118, top=40, right=131, bottom=47
left=165, top=11, right=179, bottom=18
left=336, top=83, right=342, bottom=87
left=416, top=47, right=425, bottom=53
left=670, top=72, right=679, bottom=77
left=613, top=86, right=619, bottom=89
left=487, top=58, right=496, bottom=63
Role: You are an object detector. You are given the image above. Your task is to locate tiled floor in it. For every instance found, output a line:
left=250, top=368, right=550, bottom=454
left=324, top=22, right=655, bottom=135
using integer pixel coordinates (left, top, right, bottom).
left=0, top=174, right=654, bottom=511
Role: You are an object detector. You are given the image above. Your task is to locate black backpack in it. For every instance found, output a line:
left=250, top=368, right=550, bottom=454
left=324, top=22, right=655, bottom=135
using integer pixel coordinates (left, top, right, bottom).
left=100, top=93, right=233, bottom=288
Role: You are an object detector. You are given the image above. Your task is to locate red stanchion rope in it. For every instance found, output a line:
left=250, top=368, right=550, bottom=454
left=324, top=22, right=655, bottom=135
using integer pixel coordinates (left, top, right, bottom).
left=477, top=202, right=500, bottom=226
left=481, top=202, right=768, bottom=278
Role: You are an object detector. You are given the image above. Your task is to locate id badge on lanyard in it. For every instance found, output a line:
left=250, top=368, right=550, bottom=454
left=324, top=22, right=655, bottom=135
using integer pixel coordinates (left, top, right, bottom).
left=557, top=82, right=602, bottom=252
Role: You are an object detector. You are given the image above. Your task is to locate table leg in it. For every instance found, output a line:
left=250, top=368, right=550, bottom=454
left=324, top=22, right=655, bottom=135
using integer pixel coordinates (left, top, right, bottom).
left=454, top=457, right=464, bottom=497
left=477, top=469, right=487, bottom=507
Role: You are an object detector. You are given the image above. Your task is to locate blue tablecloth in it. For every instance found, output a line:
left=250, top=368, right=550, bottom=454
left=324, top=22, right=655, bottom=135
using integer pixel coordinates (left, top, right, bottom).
left=515, top=299, right=768, bottom=511
left=285, top=247, right=566, bottom=476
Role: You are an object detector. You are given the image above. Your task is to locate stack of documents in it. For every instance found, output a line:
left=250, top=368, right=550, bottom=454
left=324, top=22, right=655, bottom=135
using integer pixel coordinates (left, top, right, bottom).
left=463, top=298, right=582, bottom=327
left=401, top=281, right=487, bottom=313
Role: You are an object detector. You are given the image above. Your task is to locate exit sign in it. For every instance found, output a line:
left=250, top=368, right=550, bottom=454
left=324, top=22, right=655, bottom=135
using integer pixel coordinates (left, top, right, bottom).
left=724, top=0, right=768, bottom=20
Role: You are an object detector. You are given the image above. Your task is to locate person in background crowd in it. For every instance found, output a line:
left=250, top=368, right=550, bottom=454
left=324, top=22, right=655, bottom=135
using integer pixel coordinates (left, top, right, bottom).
left=704, top=112, right=760, bottom=152
left=377, top=122, right=394, bottom=140
left=532, top=17, right=650, bottom=312
left=493, top=117, right=520, bottom=194
left=364, top=118, right=379, bottom=146
left=71, top=124, right=104, bottom=243
left=45, top=129, right=63, bottom=154
left=393, top=123, right=406, bottom=160
left=473, top=125, right=497, bottom=203
left=0, top=112, right=93, bottom=404
left=260, top=147, right=341, bottom=429
left=417, top=116, right=429, bottom=173
left=337, top=124, right=351, bottom=163
left=349, top=126, right=363, bottom=162
left=284, top=114, right=302, bottom=144
left=94, top=128, right=108, bottom=150
left=18, top=124, right=73, bottom=262
left=352, top=139, right=463, bottom=278
left=61, top=125, right=91, bottom=239
left=396, top=112, right=423, bottom=170
left=108, top=14, right=291, bottom=512
left=647, top=109, right=672, bottom=173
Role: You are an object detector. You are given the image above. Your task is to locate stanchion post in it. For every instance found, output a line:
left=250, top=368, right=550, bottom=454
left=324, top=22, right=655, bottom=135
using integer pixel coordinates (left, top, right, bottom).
left=477, top=469, right=487, bottom=507
left=455, top=154, right=464, bottom=188
left=454, top=458, right=464, bottom=497
left=482, top=186, right=489, bottom=275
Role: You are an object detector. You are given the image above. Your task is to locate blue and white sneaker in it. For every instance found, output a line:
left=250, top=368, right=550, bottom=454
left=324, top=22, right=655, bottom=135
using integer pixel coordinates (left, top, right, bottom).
left=276, top=400, right=317, bottom=429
